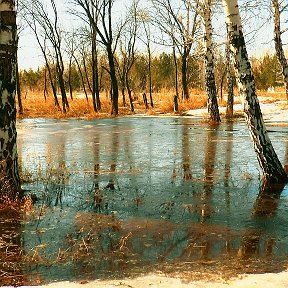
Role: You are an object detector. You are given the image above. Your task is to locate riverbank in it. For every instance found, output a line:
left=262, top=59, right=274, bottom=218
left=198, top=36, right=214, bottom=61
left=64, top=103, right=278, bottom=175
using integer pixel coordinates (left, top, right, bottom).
left=11, top=270, right=288, bottom=288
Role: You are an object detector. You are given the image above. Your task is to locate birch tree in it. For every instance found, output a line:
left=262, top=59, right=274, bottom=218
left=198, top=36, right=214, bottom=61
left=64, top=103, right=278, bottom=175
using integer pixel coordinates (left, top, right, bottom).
left=222, top=0, right=287, bottom=184
left=272, top=0, right=288, bottom=101
left=192, top=0, right=220, bottom=122
left=0, top=0, right=21, bottom=199
left=225, top=31, right=234, bottom=119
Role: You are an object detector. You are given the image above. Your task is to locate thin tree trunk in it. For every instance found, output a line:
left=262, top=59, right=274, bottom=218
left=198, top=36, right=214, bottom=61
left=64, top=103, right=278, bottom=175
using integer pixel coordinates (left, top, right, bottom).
left=41, top=39, right=60, bottom=108
left=126, top=73, right=134, bottom=112
left=121, top=87, right=126, bottom=107
left=173, top=44, right=179, bottom=98
left=148, top=47, right=153, bottom=107
left=272, top=0, right=288, bottom=102
left=92, top=34, right=101, bottom=111
left=204, top=1, right=220, bottom=123
left=56, top=49, right=69, bottom=112
left=74, top=56, right=89, bottom=101
left=68, top=57, right=73, bottom=100
left=83, top=54, right=93, bottom=94
left=226, top=31, right=234, bottom=119
left=95, top=64, right=101, bottom=110
left=44, top=66, right=48, bottom=101
left=181, top=50, right=189, bottom=100
left=91, top=32, right=97, bottom=112
left=107, top=44, right=119, bottom=115
left=47, top=63, right=59, bottom=108
left=16, top=57, right=23, bottom=115
left=56, top=60, right=69, bottom=113
left=143, top=93, right=149, bottom=109
left=223, top=0, right=287, bottom=184
left=0, top=2, right=21, bottom=198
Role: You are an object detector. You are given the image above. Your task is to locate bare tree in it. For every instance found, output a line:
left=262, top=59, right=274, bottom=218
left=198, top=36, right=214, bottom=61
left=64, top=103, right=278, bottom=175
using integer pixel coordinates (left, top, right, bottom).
left=117, top=1, right=140, bottom=112
left=22, top=0, right=69, bottom=111
left=21, top=9, right=60, bottom=109
left=72, top=29, right=101, bottom=111
left=139, top=10, right=154, bottom=107
left=0, top=0, right=21, bottom=199
left=66, top=34, right=89, bottom=101
left=151, top=0, right=200, bottom=100
left=49, top=0, right=69, bottom=112
left=72, top=0, right=123, bottom=115
left=223, top=0, right=287, bottom=184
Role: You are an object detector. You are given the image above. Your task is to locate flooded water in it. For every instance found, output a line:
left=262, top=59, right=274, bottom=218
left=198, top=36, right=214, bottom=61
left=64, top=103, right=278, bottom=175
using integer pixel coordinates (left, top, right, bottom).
left=2, top=116, right=288, bottom=285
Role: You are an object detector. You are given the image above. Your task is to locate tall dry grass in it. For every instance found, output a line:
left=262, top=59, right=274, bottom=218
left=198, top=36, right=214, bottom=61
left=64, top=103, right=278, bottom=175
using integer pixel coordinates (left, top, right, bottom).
left=17, top=89, right=210, bottom=119
left=17, top=87, right=283, bottom=119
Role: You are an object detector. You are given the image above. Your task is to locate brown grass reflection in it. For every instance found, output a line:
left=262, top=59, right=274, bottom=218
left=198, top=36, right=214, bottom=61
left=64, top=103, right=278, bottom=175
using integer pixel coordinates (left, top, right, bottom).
left=0, top=207, right=25, bottom=286
left=237, top=182, right=284, bottom=260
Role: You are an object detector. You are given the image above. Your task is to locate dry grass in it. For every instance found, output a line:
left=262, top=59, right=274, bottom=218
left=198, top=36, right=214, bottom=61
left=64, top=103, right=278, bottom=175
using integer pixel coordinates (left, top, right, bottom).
left=17, top=88, right=286, bottom=119
left=257, top=88, right=287, bottom=101
left=19, top=92, right=112, bottom=119
left=17, top=89, right=210, bottom=119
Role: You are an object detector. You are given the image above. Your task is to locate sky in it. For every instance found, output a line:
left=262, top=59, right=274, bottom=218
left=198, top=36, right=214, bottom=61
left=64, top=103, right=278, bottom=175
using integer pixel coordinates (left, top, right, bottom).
left=17, top=0, right=131, bottom=70
left=17, top=0, right=282, bottom=70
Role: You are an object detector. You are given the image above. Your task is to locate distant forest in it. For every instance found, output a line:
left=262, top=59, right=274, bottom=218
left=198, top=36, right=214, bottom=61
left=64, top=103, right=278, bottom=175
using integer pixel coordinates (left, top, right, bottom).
left=20, top=52, right=282, bottom=95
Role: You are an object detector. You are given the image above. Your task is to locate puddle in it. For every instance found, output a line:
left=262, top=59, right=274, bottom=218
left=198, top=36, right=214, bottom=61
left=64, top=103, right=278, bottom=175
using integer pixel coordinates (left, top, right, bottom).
left=1, top=117, right=288, bottom=285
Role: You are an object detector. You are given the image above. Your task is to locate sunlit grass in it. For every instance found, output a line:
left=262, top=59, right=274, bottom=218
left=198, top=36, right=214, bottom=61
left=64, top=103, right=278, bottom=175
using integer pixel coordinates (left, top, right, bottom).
left=16, top=89, right=212, bottom=118
left=16, top=86, right=288, bottom=119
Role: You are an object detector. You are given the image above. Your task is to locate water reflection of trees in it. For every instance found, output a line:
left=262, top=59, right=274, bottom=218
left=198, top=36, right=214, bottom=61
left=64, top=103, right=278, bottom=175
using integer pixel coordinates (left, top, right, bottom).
left=182, top=120, right=192, bottom=181
left=44, top=133, right=69, bottom=208
left=16, top=119, right=288, bottom=281
left=224, top=122, right=233, bottom=209
left=106, top=125, right=119, bottom=191
left=196, top=125, right=218, bottom=222
left=238, top=182, right=284, bottom=260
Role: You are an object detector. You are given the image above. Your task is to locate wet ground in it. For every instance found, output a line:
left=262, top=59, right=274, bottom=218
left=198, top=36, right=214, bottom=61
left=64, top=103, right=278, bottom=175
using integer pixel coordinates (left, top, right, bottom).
left=1, top=116, right=288, bottom=285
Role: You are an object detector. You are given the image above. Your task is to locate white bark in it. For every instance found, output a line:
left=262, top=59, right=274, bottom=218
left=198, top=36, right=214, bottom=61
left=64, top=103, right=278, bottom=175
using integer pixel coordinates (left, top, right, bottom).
left=203, top=0, right=220, bottom=122
left=0, top=0, right=21, bottom=196
left=222, top=0, right=287, bottom=183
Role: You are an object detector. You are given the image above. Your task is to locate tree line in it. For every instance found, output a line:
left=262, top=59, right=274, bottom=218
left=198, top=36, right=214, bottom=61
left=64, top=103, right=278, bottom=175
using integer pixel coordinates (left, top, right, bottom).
left=19, top=51, right=284, bottom=100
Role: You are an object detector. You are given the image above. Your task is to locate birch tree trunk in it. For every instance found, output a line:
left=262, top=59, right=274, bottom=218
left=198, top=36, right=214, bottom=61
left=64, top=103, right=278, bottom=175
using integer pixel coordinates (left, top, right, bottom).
left=272, top=0, right=288, bottom=102
left=222, top=0, right=287, bottom=184
left=0, top=0, right=21, bottom=199
left=225, top=31, right=234, bottom=118
left=203, top=0, right=220, bottom=122
left=181, top=49, right=190, bottom=100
